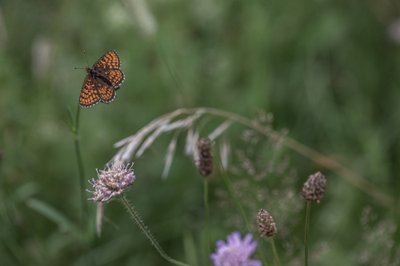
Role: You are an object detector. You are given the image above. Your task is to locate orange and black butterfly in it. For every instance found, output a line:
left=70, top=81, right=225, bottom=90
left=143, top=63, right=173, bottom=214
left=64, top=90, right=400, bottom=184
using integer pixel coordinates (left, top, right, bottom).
left=79, top=50, right=125, bottom=108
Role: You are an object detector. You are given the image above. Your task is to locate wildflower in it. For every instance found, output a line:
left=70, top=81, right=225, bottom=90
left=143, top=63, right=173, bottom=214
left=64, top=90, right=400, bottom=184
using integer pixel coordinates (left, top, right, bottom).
left=302, top=171, right=327, bottom=203
left=88, top=162, right=136, bottom=203
left=211, top=231, right=261, bottom=266
left=257, top=209, right=277, bottom=238
left=197, top=138, right=213, bottom=176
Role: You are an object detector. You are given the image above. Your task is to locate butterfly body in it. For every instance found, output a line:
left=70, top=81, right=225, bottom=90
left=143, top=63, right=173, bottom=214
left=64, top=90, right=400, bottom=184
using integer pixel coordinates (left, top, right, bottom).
left=86, top=67, right=114, bottom=87
left=79, top=50, right=125, bottom=108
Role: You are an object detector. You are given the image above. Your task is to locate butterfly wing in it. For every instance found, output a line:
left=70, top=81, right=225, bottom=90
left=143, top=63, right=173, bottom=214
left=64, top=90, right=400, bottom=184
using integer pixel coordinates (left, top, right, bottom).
left=96, top=80, right=116, bottom=103
left=93, top=50, right=121, bottom=70
left=79, top=50, right=124, bottom=108
left=79, top=75, right=101, bottom=108
left=93, top=50, right=125, bottom=89
left=103, top=69, right=125, bottom=89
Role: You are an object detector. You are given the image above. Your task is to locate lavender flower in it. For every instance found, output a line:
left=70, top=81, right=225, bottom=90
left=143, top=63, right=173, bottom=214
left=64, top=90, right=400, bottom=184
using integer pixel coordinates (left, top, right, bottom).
left=88, top=162, right=136, bottom=203
left=211, top=232, right=261, bottom=266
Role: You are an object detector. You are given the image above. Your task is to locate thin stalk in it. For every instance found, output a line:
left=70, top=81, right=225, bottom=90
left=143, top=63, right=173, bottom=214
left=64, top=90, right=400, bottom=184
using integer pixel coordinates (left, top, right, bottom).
left=70, top=105, right=94, bottom=266
left=220, top=168, right=269, bottom=266
left=221, top=173, right=251, bottom=229
left=203, top=178, right=211, bottom=263
left=72, top=105, right=88, bottom=221
left=304, top=202, right=311, bottom=266
left=120, top=196, right=190, bottom=266
left=270, top=238, right=281, bottom=266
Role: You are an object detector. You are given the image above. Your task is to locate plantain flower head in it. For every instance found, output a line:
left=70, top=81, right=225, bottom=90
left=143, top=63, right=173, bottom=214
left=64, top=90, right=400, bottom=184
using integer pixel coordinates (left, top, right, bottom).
left=302, top=171, right=327, bottom=203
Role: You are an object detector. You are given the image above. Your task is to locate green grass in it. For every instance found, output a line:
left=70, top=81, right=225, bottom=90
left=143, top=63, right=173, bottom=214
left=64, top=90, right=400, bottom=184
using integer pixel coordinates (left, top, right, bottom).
left=0, top=0, right=399, bottom=265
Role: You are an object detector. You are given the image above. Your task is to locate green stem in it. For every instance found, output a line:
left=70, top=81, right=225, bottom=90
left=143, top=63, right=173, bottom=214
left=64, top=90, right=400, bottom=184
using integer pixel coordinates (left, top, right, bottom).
left=220, top=170, right=269, bottom=266
left=70, top=105, right=94, bottom=266
left=72, top=105, right=88, bottom=222
left=203, top=178, right=211, bottom=264
left=221, top=173, right=250, bottom=229
left=120, top=196, right=190, bottom=266
left=270, top=238, right=281, bottom=266
left=304, top=202, right=311, bottom=266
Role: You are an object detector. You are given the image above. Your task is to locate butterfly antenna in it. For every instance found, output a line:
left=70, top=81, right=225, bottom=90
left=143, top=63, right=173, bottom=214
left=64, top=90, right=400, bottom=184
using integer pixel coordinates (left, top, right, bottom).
left=83, top=49, right=90, bottom=67
left=74, top=50, right=90, bottom=71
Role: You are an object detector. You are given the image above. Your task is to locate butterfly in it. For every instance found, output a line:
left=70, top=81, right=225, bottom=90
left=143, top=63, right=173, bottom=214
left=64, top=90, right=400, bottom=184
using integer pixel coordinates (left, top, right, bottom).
left=79, top=50, right=125, bottom=108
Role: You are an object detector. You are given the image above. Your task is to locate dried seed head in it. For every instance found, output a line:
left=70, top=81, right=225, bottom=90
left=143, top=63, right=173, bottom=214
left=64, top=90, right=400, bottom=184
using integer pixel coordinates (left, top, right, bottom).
left=302, top=171, right=327, bottom=203
left=257, top=209, right=277, bottom=238
left=197, top=138, right=213, bottom=177
left=88, top=162, right=136, bottom=203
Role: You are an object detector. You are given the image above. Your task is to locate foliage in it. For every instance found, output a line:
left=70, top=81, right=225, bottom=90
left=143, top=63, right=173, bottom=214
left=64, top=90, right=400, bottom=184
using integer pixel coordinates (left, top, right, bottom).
left=0, top=0, right=399, bottom=265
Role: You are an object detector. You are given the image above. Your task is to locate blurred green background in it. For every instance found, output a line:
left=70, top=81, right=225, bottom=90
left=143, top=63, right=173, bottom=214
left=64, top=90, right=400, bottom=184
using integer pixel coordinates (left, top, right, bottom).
left=1, top=0, right=400, bottom=265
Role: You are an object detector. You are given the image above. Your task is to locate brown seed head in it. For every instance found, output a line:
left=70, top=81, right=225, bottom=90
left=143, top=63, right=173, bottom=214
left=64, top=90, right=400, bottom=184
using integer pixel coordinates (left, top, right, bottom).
left=257, top=209, right=277, bottom=238
left=302, top=171, right=327, bottom=203
left=197, top=138, right=213, bottom=177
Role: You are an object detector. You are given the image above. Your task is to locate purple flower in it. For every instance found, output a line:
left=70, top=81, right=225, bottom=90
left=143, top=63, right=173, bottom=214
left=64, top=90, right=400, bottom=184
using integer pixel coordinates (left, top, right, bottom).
left=211, top=232, right=262, bottom=266
left=88, top=162, right=136, bottom=203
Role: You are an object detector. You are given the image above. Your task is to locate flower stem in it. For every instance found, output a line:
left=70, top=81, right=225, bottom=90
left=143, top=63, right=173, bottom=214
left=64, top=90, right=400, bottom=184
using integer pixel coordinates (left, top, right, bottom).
left=220, top=168, right=269, bottom=266
left=304, top=201, right=311, bottom=266
left=203, top=178, right=211, bottom=264
left=70, top=104, right=93, bottom=266
left=120, top=196, right=190, bottom=266
left=71, top=105, right=88, bottom=223
left=270, top=238, right=281, bottom=266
